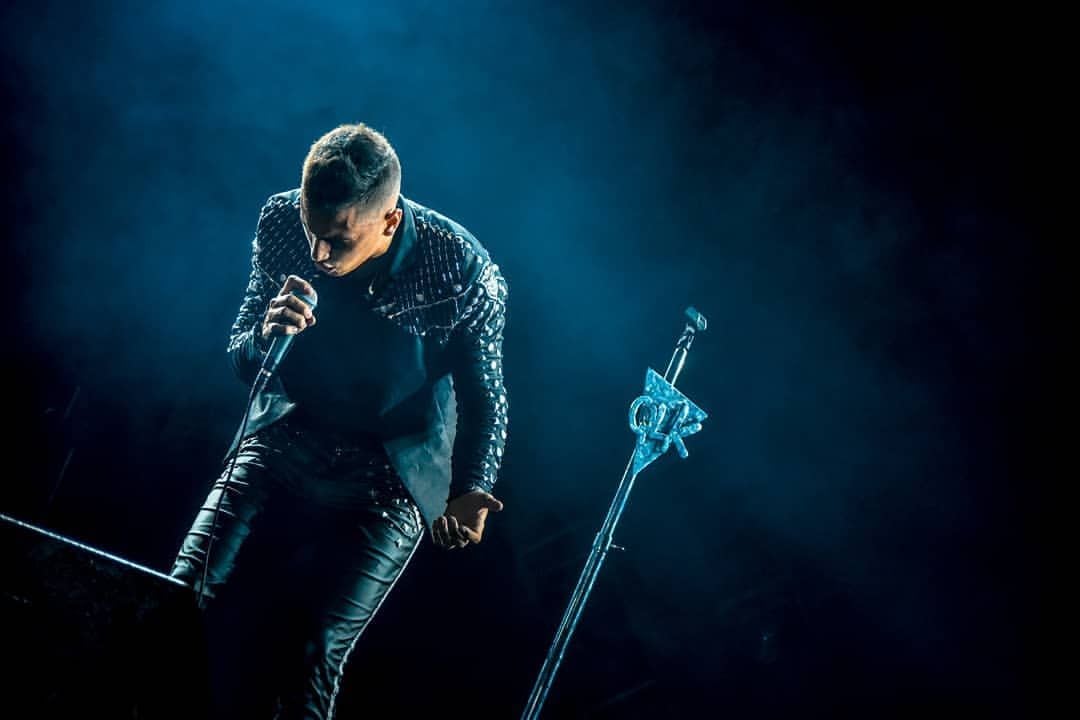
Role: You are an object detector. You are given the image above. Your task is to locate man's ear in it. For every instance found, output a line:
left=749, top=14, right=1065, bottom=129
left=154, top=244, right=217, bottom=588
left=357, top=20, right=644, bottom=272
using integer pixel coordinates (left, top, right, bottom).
left=383, top=207, right=403, bottom=236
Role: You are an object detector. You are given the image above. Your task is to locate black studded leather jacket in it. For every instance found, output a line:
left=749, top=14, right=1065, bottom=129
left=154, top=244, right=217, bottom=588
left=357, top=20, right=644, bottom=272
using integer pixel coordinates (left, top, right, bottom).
left=224, top=189, right=508, bottom=527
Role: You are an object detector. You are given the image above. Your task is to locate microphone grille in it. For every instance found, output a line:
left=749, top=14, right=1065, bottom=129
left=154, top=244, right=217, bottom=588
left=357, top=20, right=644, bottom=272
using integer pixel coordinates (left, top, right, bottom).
left=291, top=288, right=318, bottom=309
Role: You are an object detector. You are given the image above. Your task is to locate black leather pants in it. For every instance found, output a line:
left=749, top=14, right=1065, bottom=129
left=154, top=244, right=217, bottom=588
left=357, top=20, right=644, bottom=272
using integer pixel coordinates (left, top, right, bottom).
left=170, top=419, right=424, bottom=719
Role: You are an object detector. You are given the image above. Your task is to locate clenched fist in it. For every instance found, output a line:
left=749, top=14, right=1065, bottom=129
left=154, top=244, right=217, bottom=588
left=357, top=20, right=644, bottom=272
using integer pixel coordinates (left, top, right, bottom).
left=262, top=275, right=317, bottom=339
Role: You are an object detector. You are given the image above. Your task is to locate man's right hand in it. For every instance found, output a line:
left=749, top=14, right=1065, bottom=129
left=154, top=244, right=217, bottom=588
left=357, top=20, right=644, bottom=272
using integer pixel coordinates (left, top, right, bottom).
left=262, top=275, right=317, bottom=339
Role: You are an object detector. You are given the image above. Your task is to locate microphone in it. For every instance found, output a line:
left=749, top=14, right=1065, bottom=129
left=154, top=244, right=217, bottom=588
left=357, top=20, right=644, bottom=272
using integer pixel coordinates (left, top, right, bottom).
left=254, top=287, right=318, bottom=393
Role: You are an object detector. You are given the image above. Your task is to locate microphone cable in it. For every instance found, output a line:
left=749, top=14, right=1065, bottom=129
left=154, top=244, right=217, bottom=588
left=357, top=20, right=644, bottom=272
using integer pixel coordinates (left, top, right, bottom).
left=197, top=346, right=263, bottom=610
left=197, top=288, right=316, bottom=610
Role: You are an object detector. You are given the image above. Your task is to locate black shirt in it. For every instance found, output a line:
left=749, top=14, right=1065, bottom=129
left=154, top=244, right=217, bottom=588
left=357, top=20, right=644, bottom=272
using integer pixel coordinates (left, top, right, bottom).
left=278, top=239, right=408, bottom=443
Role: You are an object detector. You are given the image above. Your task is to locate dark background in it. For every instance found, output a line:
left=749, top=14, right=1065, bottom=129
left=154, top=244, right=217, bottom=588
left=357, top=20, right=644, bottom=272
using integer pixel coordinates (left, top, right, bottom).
left=1, top=1, right=1043, bottom=717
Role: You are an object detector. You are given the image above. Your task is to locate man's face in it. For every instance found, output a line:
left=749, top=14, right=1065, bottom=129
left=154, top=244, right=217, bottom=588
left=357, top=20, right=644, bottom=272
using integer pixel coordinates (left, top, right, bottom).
left=299, top=198, right=402, bottom=278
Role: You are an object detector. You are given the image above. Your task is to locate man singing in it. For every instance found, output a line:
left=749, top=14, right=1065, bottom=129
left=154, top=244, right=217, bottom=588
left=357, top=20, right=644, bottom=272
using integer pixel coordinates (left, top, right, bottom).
left=169, top=123, right=509, bottom=718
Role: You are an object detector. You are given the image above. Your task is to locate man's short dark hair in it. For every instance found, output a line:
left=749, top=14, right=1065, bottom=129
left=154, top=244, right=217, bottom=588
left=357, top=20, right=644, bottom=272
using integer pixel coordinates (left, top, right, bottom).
left=301, top=123, right=402, bottom=216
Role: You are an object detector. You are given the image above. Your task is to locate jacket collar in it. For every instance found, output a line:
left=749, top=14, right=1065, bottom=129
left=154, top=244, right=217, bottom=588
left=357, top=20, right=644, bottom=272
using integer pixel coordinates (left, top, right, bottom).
left=386, top=194, right=418, bottom=278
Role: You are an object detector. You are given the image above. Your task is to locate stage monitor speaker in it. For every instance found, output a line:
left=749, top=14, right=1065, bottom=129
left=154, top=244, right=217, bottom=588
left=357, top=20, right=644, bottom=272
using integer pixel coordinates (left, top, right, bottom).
left=0, top=512, right=208, bottom=719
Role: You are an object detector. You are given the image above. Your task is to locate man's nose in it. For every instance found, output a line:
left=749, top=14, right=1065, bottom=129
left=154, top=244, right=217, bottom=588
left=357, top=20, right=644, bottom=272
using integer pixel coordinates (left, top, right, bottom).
left=310, top=238, right=331, bottom=263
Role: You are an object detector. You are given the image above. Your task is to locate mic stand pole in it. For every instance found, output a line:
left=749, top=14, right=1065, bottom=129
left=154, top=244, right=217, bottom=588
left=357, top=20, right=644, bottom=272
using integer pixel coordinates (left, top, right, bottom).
left=520, top=307, right=709, bottom=720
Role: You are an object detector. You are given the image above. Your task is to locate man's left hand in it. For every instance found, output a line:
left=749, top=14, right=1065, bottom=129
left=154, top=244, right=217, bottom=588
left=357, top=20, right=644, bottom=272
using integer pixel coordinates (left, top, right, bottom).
left=433, top=490, right=504, bottom=549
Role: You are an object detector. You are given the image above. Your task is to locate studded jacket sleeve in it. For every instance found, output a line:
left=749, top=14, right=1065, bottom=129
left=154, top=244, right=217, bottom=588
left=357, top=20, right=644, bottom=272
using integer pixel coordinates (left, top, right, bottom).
left=226, top=197, right=285, bottom=385
left=445, top=262, right=510, bottom=500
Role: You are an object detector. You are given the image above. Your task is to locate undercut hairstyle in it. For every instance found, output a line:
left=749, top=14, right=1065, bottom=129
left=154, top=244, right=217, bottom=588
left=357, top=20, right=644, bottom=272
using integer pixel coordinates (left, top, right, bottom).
left=300, top=123, right=402, bottom=217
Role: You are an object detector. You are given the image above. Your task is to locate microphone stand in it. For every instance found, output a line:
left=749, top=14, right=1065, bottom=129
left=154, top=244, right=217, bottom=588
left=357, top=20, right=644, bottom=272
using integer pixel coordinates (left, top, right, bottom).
left=520, top=307, right=709, bottom=720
